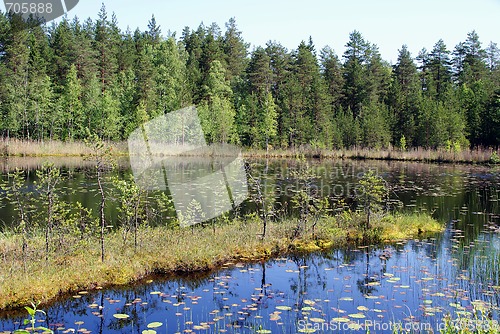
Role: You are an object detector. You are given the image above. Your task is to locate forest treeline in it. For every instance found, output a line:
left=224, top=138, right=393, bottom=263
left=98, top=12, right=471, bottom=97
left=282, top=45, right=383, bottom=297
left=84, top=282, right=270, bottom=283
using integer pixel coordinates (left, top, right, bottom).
left=1, top=5, right=500, bottom=149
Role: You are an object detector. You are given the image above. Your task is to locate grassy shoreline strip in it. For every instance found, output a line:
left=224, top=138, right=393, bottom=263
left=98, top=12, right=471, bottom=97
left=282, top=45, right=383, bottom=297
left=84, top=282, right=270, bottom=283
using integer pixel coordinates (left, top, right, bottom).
left=1, top=139, right=499, bottom=164
left=0, top=213, right=443, bottom=312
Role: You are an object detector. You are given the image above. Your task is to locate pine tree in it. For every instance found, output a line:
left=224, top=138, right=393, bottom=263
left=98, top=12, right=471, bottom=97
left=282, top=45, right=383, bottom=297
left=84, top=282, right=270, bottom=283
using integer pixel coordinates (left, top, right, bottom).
left=146, top=15, right=161, bottom=45
left=359, top=102, right=391, bottom=149
left=2, top=14, right=30, bottom=138
left=181, top=25, right=204, bottom=103
left=223, top=17, right=248, bottom=83
left=49, top=17, right=76, bottom=88
left=365, top=44, right=391, bottom=105
left=342, top=31, right=369, bottom=118
left=428, top=39, right=452, bottom=100
left=390, top=45, right=421, bottom=145
left=94, top=4, right=119, bottom=92
left=486, top=42, right=500, bottom=87
left=265, top=42, right=291, bottom=147
left=463, top=31, right=487, bottom=83
left=116, top=69, right=137, bottom=138
left=73, top=17, right=98, bottom=81
left=320, top=46, right=344, bottom=107
left=26, top=24, right=53, bottom=140
left=135, top=42, right=156, bottom=117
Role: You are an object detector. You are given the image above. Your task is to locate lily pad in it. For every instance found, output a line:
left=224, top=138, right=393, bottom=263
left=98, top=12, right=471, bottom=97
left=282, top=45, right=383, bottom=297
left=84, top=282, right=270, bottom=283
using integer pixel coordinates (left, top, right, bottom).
left=147, top=322, right=163, bottom=328
left=276, top=306, right=292, bottom=311
left=113, top=314, right=129, bottom=320
left=339, top=297, right=353, bottom=301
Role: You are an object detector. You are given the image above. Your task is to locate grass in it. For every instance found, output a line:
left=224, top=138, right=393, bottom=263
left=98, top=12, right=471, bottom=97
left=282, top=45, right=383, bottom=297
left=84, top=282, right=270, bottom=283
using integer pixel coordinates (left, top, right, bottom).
left=244, top=146, right=500, bottom=164
left=0, top=212, right=443, bottom=312
left=1, top=139, right=499, bottom=164
left=0, top=139, right=128, bottom=157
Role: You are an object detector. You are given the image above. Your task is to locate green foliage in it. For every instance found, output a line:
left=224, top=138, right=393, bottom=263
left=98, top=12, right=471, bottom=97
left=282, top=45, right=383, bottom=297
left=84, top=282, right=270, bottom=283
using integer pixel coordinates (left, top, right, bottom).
left=0, top=11, right=499, bottom=149
left=356, top=170, right=387, bottom=229
left=0, top=169, right=34, bottom=269
left=399, top=135, right=407, bottom=151
left=246, top=162, right=277, bottom=238
left=84, top=131, right=115, bottom=262
left=13, top=302, right=52, bottom=334
left=289, top=159, right=330, bottom=239
left=490, top=151, right=500, bottom=164
left=34, top=163, right=62, bottom=260
left=112, top=174, right=146, bottom=250
left=198, top=60, right=236, bottom=143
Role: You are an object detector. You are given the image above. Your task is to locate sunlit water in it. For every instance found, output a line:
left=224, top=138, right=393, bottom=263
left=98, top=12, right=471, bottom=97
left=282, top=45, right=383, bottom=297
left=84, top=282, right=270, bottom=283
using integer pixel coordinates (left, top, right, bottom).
left=0, top=158, right=499, bottom=333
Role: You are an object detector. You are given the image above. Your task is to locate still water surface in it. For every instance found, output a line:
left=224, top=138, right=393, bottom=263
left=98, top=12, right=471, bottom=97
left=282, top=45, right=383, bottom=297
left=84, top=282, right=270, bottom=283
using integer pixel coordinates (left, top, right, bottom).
left=0, top=157, right=499, bottom=333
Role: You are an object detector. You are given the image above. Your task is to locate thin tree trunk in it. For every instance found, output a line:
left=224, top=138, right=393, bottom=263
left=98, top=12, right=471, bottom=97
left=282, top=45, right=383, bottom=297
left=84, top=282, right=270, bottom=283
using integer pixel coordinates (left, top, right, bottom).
left=45, top=191, right=53, bottom=261
left=97, top=164, right=106, bottom=262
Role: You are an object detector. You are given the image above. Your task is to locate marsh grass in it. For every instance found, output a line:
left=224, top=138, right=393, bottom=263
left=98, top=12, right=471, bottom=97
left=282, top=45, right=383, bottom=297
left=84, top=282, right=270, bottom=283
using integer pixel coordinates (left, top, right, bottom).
left=0, top=213, right=442, bottom=311
left=0, top=139, right=128, bottom=157
left=1, top=139, right=498, bottom=165
left=244, top=147, right=500, bottom=164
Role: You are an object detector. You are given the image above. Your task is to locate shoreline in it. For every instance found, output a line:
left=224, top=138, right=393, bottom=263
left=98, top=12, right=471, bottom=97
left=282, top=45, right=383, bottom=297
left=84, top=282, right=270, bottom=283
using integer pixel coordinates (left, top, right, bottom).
left=0, top=212, right=443, bottom=314
left=1, top=139, right=498, bottom=165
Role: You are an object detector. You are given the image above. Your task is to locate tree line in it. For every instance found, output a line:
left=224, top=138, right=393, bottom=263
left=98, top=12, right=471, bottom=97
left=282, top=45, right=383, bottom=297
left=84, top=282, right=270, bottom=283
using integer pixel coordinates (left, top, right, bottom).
left=1, top=5, right=499, bottom=149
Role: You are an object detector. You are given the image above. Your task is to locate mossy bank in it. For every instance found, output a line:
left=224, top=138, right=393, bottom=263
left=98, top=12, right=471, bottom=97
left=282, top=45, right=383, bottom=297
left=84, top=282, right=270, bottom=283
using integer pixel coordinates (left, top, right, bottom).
left=0, top=212, right=442, bottom=312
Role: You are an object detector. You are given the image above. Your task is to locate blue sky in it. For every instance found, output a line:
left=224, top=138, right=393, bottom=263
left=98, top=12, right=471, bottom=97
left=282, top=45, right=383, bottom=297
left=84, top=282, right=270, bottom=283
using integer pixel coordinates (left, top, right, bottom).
left=5, top=0, right=500, bottom=62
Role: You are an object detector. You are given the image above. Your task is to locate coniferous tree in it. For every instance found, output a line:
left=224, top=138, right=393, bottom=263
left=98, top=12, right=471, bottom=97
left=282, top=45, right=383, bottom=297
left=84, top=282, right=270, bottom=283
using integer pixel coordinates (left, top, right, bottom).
left=2, top=14, right=30, bottom=138
left=320, top=46, right=344, bottom=108
left=265, top=41, right=291, bottom=147
left=222, top=17, right=248, bottom=84
left=342, top=31, right=369, bottom=118
left=390, top=45, right=421, bottom=145
left=0, top=10, right=499, bottom=149
left=94, top=4, right=119, bottom=91
left=463, top=31, right=487, bottom=83
left=428, top=39, right=452, bottom=100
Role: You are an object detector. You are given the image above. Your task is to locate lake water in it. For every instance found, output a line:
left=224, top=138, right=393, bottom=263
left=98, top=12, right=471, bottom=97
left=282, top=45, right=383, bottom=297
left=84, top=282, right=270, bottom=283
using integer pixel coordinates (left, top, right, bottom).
left=0, top=157, right=499, bottom=333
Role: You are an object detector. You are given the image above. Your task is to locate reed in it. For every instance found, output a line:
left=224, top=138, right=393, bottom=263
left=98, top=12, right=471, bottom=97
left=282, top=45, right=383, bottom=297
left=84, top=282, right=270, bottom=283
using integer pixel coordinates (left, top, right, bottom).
left=0, top=139, right=128, bottom=157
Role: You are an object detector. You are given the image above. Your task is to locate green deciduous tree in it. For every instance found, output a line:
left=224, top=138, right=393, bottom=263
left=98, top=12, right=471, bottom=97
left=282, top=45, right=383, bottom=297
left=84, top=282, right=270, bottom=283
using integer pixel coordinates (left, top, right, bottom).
left=60, top=64, right=83, bottom=140
left=198, top=60, right=236, bottom=143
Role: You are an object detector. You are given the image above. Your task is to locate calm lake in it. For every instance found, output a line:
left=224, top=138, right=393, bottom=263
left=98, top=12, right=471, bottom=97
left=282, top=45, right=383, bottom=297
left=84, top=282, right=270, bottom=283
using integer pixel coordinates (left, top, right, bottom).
left=0, top=157, right=500, bottom=333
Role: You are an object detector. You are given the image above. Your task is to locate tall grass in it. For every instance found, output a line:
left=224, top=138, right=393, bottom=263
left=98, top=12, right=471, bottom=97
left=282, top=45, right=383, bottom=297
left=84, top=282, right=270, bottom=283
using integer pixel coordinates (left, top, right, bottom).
left=0, top=139, right=128, bottom=157
left=244, top=146, right=500, bottom=164
left=1, top=139, right=498, bottom=164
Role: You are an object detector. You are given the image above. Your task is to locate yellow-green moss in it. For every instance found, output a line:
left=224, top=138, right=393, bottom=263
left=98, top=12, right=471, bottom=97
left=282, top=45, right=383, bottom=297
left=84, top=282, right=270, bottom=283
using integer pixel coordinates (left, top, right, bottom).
left=0, top=212, right=443, bottom=311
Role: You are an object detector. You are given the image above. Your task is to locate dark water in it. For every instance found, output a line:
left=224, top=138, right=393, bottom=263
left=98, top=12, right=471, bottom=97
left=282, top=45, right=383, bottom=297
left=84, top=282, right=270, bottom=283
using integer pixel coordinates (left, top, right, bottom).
left=1, top=157, right=500, bottom=333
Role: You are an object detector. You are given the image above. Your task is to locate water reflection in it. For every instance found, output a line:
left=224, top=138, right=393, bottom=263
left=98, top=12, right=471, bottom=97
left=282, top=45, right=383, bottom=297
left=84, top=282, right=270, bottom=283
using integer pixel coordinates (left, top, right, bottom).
left=0, top=158, right=500, bottom=333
